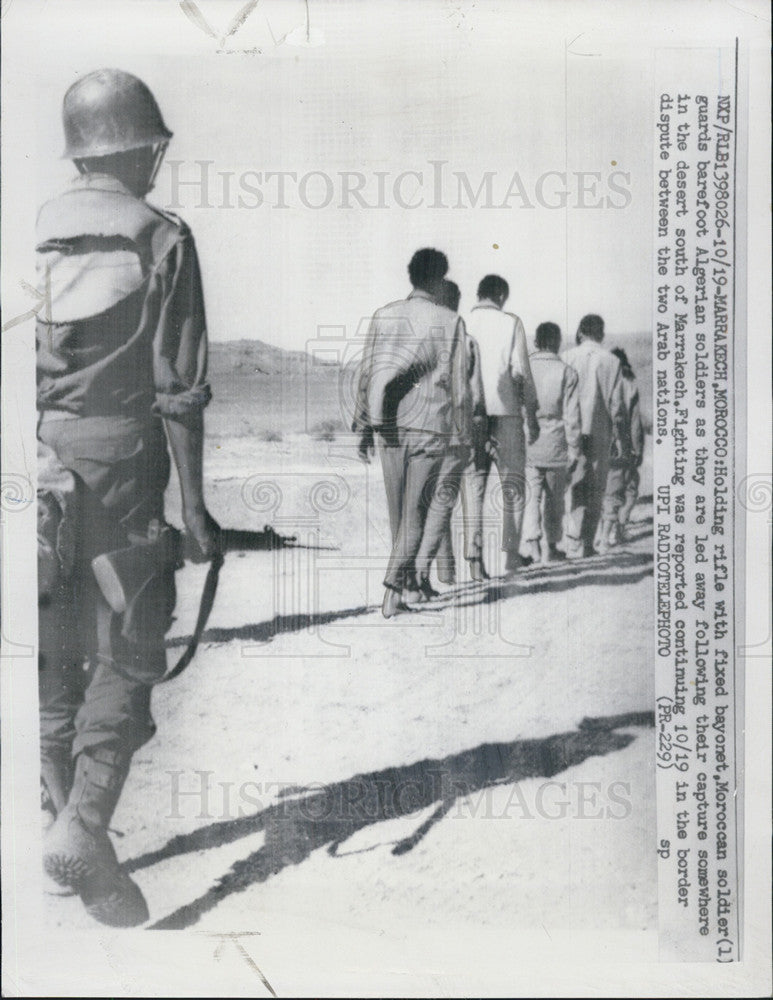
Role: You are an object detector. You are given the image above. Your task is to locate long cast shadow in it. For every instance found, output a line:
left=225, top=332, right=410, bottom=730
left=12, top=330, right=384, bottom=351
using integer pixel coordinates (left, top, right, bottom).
left=482, top=553, right=653, bottom=603
left=419, top=549, right=653, bottom=612
left=167, top=546, right=653, bottom=648
left=133, top=711, right=654, bottom=930
left=166, top=602, right=376, bottom=648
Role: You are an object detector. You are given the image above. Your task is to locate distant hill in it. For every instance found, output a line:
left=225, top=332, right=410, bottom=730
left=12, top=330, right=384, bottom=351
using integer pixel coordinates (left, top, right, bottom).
left=207, top=339, right=346, bottom=439
left=209, top=338, right=339, bottom=378
left=206, top=332, right=652, bottom=439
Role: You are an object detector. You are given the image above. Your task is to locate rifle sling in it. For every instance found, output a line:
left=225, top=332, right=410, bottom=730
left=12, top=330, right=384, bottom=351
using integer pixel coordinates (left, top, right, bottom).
left=160, top=551, right=224, bottom=684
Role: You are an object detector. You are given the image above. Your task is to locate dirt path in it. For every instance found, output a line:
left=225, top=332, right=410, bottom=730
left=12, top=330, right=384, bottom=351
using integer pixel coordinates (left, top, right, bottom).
left=45, top=437, right=656, bottom=953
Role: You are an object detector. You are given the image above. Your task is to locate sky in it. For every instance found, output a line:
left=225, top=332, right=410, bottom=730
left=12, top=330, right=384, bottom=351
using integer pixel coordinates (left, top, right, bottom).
left=1, top=0, right=755, bottom=353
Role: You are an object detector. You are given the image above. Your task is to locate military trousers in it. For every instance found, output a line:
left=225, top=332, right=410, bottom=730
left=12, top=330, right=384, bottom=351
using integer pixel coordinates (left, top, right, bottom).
left=378, top=429, right=446, bottom=592
left=481, top=415, right=527, bottom=555
left=604, top=461, right=641, bottom=527
left=414, top=445, right=470, bottom=583
left=38, top=415, right=173, bottom=765
left=565, top=434, right=615, bottom=553
left=522, top=465, right=568, bottom=547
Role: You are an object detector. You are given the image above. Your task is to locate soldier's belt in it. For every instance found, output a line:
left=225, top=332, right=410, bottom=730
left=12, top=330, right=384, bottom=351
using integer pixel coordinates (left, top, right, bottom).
left=38, top=410, right=80, bottom=425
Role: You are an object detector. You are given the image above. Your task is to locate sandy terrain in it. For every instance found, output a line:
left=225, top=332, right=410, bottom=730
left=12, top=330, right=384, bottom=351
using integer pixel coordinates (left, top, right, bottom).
left=44, top=423, right=656, bottom=962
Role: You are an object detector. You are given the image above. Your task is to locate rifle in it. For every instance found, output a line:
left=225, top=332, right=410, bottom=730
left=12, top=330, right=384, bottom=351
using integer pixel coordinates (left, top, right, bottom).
left=216, top=526, right=297, bottom=554
left=216, top=527, right=339, bottom=553
left=92, top=523, right=300, bottom=614
left=90, top=522, right=303, bottom=683
left=164, top=526, right=336, bottom=683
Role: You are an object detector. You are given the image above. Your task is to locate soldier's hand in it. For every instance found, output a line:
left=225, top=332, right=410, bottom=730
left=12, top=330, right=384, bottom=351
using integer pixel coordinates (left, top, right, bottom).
left=263, top=524, right=297, bottom=548
left=184, top=506, right=221, bottom=562
left=357, top=426, right=375, bottom=464
left=527, top=420, right=540, bottom=447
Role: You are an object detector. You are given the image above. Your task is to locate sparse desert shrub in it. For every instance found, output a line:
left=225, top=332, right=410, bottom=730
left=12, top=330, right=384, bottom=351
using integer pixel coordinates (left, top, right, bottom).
left=310, top=418, right=339, bottom=442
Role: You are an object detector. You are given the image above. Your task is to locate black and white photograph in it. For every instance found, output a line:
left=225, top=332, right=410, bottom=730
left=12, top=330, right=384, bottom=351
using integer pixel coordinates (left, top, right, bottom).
left=1, top=1, right=770, bottom=996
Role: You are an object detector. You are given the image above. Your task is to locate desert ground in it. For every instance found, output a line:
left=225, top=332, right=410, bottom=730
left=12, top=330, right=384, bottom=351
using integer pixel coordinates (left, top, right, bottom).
left=43, top=336, right=656, bottom=986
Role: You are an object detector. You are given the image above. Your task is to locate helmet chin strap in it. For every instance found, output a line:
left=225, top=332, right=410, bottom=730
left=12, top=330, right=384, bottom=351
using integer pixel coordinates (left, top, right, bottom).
left=71, top=143, right=168, bottom=196
left=145, top=142, right=168, bottom=194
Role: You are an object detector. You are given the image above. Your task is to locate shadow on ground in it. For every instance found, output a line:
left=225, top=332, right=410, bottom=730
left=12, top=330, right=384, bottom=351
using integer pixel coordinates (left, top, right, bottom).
left=167, top=527, right=653, bottom=647
left=130, top=711, right=654, bottom=930
left=475, top=548, right=653, bottom=605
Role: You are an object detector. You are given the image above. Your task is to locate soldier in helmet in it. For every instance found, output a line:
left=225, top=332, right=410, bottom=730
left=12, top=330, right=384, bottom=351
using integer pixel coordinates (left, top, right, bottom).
left=36, top=69, right=219, bottom=926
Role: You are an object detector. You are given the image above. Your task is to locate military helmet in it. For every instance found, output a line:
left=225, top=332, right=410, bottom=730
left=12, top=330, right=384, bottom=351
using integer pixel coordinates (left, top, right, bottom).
left=62, top=69, right=172, bottom=159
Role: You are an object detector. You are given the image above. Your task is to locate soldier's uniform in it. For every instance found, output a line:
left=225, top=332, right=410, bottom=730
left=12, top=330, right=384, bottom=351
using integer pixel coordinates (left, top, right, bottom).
left=37, top=70, right=211, bottom=926
left=561, top=337, right=629, bottom=557
left=415, top=333, right=485, bottom=586
left=465, top=301, right=539, bottom=569
left=353, top=288, right=467, bottom=604
left=603, top=368, right=645, bottom=542
left=521, top=348, right=582, bottom=560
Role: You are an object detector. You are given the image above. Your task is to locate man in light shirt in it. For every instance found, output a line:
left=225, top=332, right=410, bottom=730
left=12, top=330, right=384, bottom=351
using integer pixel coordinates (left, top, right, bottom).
left=414, top=280, right=487, bottom=591
left=352, top=249, right=467, bottom=617
left=521, top=322, right=582, bottom=564
left=561, top=314, right=631, bottom=558
left=465, top=274, right=539, bottom=574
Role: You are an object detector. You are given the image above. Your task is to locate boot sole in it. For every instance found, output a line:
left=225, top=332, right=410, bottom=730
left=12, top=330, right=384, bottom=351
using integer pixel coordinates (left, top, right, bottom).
left=44, top=851, right=94, bottom=890
left=44, top=852, right=149, bottom=926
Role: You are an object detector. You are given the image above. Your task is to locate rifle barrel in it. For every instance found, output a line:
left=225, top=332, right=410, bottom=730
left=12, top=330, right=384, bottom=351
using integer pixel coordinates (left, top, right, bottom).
left=220, top=529, right=339, bottom=552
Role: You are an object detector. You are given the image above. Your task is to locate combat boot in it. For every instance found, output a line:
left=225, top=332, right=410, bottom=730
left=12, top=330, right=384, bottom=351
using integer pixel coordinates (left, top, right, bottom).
left=43, top=746, right=149, bottom=927
left=41, top=749, right=76, bottom=896
left=41, top=747, right=73, bottom=827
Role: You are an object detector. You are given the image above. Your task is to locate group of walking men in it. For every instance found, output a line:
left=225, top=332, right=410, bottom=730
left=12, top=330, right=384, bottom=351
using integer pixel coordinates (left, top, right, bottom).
left=353, top=248, right=644, bottom=618
left=33, top=66, right=645, bottom=931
